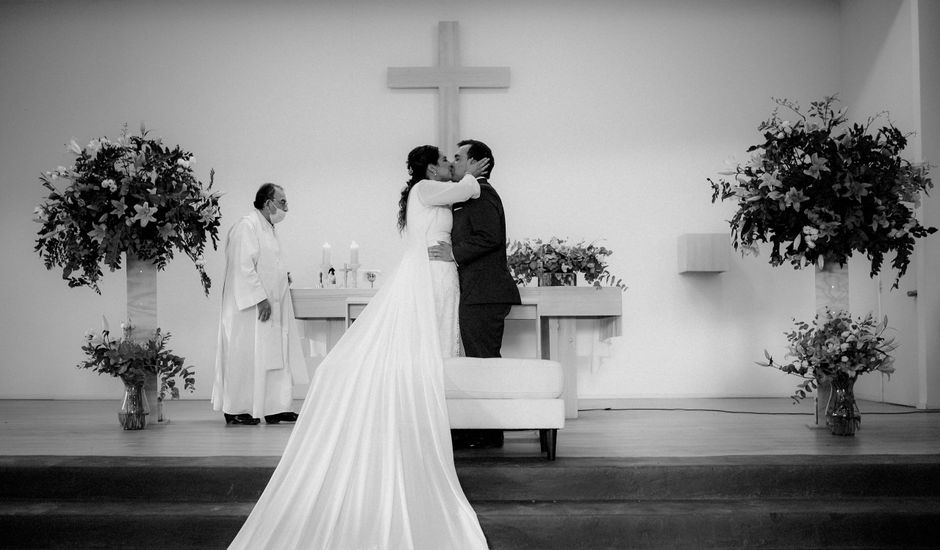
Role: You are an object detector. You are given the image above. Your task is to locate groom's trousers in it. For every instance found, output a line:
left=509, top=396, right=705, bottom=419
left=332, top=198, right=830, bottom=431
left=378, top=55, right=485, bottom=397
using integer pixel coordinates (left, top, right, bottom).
left=459, top=303, right=513, bottom=358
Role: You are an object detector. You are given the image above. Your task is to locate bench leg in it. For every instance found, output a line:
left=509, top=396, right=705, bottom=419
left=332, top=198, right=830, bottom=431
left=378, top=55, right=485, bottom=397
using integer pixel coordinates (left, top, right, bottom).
left=540, top=429, right=557, bottom=460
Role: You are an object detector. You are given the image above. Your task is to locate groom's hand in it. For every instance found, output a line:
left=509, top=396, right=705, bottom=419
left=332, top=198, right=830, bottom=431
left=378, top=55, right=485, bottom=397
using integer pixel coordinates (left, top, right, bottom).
left=428, top=241, right=455, bottom=262
left=468, top=157, right=490, bottom=178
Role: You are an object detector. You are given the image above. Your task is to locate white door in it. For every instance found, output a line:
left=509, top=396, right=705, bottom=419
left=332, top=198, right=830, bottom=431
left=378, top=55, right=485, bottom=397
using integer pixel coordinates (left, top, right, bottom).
left=877, top=264, right=920, bottom=406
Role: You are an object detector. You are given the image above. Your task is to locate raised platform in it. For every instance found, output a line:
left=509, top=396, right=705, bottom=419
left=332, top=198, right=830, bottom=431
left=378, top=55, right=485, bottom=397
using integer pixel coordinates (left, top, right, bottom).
left=3, top=397, right=938, bottom=458
left=2, top=398, right=939, bottom=548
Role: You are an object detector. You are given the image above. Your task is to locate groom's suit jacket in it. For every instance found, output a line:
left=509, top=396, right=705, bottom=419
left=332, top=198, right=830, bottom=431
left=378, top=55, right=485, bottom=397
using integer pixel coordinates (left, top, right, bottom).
left=451, top=177, right=521, bottom=306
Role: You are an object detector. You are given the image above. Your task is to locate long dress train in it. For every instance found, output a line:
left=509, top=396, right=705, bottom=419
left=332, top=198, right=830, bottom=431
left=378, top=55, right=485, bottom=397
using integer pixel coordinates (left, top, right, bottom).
left=228, top=177, right=487, bottom=550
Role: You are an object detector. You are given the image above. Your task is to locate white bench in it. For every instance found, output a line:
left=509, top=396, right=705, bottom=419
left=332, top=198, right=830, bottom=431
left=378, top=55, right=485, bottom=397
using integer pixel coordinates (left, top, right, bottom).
left=443, top=357, right=565, bottom=460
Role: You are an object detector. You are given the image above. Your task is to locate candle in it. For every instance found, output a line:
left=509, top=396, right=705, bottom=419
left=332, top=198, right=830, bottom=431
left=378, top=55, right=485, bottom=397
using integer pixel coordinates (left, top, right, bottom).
left=322, top=243, right=332, bottom=267
left=350, top=241, right=359, bottom=265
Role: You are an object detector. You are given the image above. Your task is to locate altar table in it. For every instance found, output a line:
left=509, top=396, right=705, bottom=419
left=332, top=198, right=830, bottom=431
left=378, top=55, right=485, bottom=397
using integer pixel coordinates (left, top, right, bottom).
left=291, top=286, right=622, bottom=418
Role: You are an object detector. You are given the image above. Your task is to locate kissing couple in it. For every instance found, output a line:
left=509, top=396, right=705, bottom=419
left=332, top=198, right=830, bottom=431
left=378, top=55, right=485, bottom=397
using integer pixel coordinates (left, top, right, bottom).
left=228, top=139, right=520, bottom=550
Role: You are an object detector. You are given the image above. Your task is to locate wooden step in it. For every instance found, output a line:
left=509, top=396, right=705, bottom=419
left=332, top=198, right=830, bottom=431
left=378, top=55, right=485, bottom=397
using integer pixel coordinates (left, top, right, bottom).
left=2, top=455, right=939, bottom=549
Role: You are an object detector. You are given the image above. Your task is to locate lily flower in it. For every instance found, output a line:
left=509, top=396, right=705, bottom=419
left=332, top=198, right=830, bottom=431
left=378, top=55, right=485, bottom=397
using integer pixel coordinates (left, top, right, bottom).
left=802, top=153, right=830, bottom=179
left=111, top=199, right=127, bottom=216
left=158, top=223, right=178, bottom=239
left=131, top=202, right=158, bottom=227
left=758, top=172, right=782, bottom=190
left=88, top=224, right=109, bottom=244
left=783, top=187, right=809, bottom=211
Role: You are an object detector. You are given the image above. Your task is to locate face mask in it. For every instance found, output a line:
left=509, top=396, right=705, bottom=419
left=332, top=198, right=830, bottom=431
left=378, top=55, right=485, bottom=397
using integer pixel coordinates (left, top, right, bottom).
left=269, top=203, right=287, bottom=224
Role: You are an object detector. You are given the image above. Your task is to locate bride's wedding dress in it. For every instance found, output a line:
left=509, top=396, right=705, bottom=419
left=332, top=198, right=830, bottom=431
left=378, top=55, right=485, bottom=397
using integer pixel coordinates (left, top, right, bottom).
left=228, top=175, right=488, bottom=550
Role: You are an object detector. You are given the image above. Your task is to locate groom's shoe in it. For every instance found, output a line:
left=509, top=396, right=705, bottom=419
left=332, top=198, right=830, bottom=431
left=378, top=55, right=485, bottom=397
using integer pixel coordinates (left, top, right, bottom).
left=224, top=413, right=261, bottom=426
left=264, top=412, right=299, bottom=424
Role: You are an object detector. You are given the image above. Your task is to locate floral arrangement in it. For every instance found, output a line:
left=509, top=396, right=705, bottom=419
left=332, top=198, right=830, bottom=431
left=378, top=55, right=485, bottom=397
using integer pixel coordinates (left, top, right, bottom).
left=78, top=320, right=196, bottom=400
left=507, top=237, right=626, bottom=289
left=709, top=96, right=935, bottom=288
left=756, top=308, right=897, bottom=403
left=34, top=124, right=222, bottom=295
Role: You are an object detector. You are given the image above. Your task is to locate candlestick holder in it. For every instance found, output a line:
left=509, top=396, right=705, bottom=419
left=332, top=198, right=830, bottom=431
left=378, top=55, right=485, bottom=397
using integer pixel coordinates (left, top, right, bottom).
left=349, top=263, right=360, bottom=288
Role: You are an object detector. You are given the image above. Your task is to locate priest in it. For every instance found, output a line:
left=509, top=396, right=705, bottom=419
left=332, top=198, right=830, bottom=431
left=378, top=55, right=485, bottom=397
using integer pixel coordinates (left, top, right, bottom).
left=211, top=183, right=307, bottom=425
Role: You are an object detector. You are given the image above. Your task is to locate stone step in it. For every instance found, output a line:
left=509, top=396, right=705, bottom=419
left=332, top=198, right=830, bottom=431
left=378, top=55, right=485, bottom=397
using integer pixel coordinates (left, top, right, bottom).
left=2, top=497, right=939, bottom=549
left=3, top=455, right=938, bottom=502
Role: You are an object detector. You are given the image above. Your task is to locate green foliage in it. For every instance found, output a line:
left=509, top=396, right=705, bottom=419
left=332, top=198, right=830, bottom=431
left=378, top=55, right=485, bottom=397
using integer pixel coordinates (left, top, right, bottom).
left=78, top=321, right=196, bottom=400
left=34, top=124, right=222, bottom=295
left=507, top=237, right=626, bottom=290
left=757, top=308, right=898, bottom=403
left=709, top=96, right=935, bottom=288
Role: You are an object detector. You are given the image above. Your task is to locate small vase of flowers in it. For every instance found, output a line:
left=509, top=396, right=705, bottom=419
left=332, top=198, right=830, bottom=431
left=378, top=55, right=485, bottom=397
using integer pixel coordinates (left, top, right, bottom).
left=79, top=319, right=196, bottom=430
left=757, top=308, right=897, bottom=435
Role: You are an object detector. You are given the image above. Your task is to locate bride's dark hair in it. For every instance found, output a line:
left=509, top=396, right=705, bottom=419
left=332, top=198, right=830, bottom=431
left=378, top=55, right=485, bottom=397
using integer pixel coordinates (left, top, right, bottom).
left=398, top=145, right=440, bottom=232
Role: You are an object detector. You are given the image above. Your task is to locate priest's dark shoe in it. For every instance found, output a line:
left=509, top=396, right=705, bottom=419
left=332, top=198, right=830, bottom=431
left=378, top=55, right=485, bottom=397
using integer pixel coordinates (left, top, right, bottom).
left=224, top=413, right=260, bottom=425
left=264, top=412, right=299, bottom=424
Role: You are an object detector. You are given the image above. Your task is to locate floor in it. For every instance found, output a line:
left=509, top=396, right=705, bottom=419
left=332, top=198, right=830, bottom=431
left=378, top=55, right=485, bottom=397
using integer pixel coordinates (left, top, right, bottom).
left=1, top=397, right=937, bottom=458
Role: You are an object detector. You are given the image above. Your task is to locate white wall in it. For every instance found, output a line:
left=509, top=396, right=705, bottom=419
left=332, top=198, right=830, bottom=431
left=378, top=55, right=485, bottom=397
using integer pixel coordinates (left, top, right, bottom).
left=0, top=0, right=878, bottom=400
left=839, top=0, right=940, bottom=407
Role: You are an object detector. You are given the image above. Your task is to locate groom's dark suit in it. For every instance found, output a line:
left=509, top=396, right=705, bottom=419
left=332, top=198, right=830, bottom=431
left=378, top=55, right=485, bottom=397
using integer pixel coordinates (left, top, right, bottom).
left=451, top=177, right=521, bottom=358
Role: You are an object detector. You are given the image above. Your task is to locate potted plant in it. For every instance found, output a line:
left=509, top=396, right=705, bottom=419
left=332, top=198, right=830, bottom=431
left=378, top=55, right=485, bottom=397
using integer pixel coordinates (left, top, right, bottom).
left=79, top=320, right=196, bottom=430
left=757, top=308, right=897, bottom=435
left=507, top=237, right=626, bottom=289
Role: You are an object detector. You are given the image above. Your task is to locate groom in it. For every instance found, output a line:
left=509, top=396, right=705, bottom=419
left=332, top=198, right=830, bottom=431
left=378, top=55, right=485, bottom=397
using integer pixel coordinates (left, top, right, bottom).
left=430, top=139, right=521, bottom=448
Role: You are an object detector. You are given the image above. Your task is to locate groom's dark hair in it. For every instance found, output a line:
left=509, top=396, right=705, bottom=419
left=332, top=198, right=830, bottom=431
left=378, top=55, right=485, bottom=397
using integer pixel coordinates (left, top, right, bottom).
left=458, top=139, right=494, bottom=177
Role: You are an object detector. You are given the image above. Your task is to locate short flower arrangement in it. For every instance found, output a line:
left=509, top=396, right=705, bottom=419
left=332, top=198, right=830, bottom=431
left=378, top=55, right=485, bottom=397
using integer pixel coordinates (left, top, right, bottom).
left=507, top=237, right=626, bottom=289
left=756, top=308, right=897, bottom=404
left=34, top=124, right=222, bottom=295
left=709, top=96, right=935, bottom=288
left=79, top=320, right=196, bottom=400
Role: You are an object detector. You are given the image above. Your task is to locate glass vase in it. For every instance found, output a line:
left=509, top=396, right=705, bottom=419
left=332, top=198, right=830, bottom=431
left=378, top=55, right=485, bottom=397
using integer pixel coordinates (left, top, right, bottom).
left=825, top=375, right=860, bottom=436
left=538, top=272, right=576, bottom=286
left=119, top=381, right=149, bottom=430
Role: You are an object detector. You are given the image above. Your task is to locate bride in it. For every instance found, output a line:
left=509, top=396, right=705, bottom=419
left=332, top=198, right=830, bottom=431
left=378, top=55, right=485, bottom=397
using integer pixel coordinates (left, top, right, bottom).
left=228, top=145, right=491, bottom=549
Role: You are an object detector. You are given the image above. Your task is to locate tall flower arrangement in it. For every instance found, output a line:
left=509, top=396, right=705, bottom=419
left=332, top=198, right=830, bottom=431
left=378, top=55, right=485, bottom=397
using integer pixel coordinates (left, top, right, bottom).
left=34, top=124, right=222, bottom=295
left=709, top=96, right=935, bottom=288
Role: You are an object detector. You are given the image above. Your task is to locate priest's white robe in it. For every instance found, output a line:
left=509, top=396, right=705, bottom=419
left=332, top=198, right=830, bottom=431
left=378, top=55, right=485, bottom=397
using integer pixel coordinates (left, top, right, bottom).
left=212, top=209, right=307, bottom=419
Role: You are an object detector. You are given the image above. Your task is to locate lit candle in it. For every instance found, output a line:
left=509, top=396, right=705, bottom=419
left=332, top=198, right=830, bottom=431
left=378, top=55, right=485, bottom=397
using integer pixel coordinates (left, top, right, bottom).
left=350, top=241, right=359, bottom=265
left=322, top=243, right=332, bottom=267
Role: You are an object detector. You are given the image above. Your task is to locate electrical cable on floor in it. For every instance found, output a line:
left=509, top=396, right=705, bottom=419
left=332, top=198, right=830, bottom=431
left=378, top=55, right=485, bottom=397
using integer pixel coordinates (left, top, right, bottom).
left=578, top=407, right=940, bottom=415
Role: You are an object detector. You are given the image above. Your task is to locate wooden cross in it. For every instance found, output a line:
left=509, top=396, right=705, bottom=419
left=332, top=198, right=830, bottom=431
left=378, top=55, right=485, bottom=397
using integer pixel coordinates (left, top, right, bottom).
left=387, top=21, right=510, bottom=157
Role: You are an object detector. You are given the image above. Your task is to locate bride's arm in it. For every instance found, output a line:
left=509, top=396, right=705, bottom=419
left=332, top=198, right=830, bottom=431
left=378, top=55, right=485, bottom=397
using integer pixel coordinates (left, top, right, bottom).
left=415, top=174, right=481, bottom=206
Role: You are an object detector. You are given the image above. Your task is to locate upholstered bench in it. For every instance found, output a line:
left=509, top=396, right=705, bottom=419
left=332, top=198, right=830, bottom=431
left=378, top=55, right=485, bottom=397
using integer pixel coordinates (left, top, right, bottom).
left=443, top=357, right=565, bottom=460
